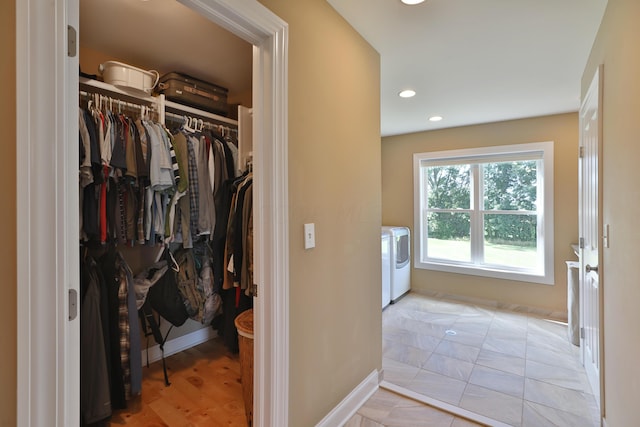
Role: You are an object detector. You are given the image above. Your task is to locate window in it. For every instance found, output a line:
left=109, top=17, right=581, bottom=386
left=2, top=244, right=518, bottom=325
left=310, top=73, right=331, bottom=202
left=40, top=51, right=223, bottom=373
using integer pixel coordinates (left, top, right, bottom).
left=413, top=142, right=554, bottom=284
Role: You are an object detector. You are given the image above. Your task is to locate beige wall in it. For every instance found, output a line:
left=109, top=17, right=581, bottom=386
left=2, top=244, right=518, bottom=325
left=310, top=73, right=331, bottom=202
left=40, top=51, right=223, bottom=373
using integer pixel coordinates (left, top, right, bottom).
left=382, top=113, right=579, bottom=313
left=0, top=0, right=16, bottom=424
left=582, top=0, right=640, bottom=425
left=258, top=1, right=382, bottom=425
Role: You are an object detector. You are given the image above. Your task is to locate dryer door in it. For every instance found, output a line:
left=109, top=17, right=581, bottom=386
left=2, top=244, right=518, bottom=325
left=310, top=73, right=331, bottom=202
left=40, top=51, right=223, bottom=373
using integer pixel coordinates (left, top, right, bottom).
left=396, top=234, right=410, bottom=269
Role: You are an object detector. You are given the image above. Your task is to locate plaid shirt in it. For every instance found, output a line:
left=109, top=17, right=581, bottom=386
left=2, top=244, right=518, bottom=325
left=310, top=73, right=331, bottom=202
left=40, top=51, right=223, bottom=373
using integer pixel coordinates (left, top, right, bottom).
left=187, top=136, right=199, bottom=238
left=115, top=255, right=131, bottom=401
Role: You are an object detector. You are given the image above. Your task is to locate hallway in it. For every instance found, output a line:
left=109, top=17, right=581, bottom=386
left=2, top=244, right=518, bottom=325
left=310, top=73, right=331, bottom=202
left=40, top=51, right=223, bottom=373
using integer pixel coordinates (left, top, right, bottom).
left=350, top=292, right=600, bottom=426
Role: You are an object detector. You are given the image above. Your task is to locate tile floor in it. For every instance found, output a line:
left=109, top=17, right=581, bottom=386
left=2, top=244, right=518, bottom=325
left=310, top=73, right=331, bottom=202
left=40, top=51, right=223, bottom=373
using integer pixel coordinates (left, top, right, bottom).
left=345, top=387, right=483, bottom=427
left=346, top=292, right=600, bottom=427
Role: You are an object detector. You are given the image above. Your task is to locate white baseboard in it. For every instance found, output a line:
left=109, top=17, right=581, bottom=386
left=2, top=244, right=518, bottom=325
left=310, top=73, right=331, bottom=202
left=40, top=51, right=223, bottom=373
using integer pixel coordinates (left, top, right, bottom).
left=380, top=381, right=511, bottom=427
left=413, top=289, right=568, bottom=322
left=141, top=327, right=217, bottom=365
left=315, top=370, right=380, bottom=427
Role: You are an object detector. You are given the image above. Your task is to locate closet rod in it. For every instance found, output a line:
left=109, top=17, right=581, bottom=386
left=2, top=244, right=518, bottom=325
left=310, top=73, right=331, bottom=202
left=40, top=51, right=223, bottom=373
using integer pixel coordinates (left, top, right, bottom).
left=164, top=111, right=238, bottom=133
left=164, top=99, right=238, bottom=126
left=79, top=91, right=157, bottom=115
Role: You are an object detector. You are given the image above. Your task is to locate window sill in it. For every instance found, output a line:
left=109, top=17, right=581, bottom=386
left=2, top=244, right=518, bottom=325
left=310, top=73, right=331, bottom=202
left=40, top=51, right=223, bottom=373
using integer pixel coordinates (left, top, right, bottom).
left=416, top=260, right=554, bottom=285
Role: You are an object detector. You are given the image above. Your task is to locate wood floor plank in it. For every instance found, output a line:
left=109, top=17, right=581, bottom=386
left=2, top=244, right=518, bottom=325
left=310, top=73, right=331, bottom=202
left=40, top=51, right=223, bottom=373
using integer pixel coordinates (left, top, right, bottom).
left=109, top=336, right=249, bottom=427
left=110, top=396, right=168, bottom=426
left=170, top=376, right=218, bottom=410
left=148, top=396, right=194, bottom=426
left=188, top=405, right=248, bottom=427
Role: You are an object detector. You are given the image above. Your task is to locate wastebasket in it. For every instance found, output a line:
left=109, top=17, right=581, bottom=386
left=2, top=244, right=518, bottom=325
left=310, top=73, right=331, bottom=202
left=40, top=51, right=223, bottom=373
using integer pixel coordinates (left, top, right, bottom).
left=234, top=309, right=254, bottom=426
left=566, top=261, right=580, bottom=345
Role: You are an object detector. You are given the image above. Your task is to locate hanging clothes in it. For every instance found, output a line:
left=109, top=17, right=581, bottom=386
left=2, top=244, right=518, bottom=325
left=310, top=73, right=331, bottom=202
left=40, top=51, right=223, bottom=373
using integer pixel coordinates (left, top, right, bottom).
left=97, top=246, right=143, bottom=409
left=213, top=170, right=253, bottom=353
left=79, top=84, right=251, bottom=383
left=80, top=255, right=112, bottom=425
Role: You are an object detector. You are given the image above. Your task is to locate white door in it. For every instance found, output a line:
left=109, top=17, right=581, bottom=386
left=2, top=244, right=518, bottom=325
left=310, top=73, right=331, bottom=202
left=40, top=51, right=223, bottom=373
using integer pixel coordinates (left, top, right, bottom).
left=579, top=65, right=603, bottom=410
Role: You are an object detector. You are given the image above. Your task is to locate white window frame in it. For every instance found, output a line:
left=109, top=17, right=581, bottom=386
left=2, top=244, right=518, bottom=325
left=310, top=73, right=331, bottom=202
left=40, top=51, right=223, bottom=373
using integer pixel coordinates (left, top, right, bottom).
left=413, top=142, right=554, bottom=285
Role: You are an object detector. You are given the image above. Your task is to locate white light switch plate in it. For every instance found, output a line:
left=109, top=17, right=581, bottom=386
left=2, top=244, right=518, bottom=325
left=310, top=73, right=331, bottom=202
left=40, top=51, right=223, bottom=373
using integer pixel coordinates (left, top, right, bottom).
left=304, top=223, right=315, bottom=249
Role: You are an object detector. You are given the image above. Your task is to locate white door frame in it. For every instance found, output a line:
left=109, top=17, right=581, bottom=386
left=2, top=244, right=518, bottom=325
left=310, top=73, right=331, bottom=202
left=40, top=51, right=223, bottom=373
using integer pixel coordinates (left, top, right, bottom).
left=16, top=0, right=289, bottom=425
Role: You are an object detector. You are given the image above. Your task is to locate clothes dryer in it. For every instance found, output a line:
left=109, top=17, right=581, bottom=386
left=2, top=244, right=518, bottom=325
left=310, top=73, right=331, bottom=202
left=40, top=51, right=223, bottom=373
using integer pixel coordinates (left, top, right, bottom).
left=381, top=226, right=411, bottom=302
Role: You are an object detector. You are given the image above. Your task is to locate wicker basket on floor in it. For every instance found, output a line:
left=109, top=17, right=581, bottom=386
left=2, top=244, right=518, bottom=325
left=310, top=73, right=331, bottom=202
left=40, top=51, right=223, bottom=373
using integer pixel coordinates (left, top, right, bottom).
left=235, top=309, right=254, bottom=426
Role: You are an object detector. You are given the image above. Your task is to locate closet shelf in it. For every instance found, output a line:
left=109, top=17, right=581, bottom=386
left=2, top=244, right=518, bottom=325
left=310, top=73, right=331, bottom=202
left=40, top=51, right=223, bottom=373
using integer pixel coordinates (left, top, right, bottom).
left=79, top=76, right=238, bottom=127
left=80, top=76, right=156, bottom=104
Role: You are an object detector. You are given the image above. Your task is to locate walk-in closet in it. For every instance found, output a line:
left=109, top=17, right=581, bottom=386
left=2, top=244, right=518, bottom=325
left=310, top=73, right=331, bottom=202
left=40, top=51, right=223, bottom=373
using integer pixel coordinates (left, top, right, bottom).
left=78, top=0, right=255, bottom=425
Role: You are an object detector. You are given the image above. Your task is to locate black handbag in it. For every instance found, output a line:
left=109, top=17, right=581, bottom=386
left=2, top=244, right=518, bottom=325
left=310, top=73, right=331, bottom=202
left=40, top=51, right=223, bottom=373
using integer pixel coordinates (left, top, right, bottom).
left=138, top=251, right=189, bottom=386
left=146, top=254, right=189, bottom=327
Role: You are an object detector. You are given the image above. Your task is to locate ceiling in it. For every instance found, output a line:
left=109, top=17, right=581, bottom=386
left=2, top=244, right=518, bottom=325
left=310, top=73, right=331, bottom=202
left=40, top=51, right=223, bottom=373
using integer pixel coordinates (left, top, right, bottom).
left=81, top=0, right=607, bottom=137
left=327, top=0, right=608, bottom=136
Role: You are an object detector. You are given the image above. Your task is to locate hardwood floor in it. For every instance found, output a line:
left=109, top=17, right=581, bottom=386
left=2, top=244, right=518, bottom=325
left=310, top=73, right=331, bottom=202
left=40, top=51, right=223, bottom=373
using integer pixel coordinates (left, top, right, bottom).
left=109, top=336, right=249, bottom=427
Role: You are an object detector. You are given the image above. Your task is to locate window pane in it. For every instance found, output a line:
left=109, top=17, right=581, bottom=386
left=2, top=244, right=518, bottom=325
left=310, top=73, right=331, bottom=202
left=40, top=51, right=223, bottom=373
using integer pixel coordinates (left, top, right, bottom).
left=426, top=165, right=470, bottom=209
left=483, top=160, right=537, bottom=211
left=484, top=213, right=538, bottom=269
left=427, top=212, right=470, bottom=262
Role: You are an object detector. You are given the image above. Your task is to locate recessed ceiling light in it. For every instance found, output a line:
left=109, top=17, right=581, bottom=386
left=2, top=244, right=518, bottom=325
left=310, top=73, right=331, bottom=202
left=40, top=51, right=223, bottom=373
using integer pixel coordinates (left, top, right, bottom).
left=429, top=115, right=443, bottom=122
left=401, top=0, right=425, bottom=4
left=399, top=89, right=416, bottom=98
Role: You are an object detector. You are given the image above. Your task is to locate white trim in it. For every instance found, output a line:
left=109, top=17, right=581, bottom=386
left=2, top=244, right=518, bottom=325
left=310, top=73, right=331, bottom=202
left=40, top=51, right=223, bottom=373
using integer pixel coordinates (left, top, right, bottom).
left=18, top=1, right=289, bottom=426
left=142, top=328, right=218, bottom=365
left=412, top=288, right=569, bottom=321
left=380, top=381, right=511, bottom=427
left=17, top=0, right=80, bottom=425
left=15, top=2, right=30, bottom=425
left=179, top=0, right=284, bottom=45
left=315, top=370, right=380, bottom=427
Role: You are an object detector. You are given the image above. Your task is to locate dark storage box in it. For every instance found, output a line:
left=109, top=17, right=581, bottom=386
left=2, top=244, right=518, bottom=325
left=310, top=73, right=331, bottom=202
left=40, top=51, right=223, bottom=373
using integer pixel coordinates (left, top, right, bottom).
left=157, top=72, right=229, bottom=116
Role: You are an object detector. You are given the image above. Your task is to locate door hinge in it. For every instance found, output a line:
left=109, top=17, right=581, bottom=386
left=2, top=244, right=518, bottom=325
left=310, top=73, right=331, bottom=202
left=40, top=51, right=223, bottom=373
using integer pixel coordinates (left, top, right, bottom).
left=67, top=25, right=77, bottom=57
left=579, top=237, right=584, bottom=249
left=252, top=283, right=258, bottom=297
left=579, top=146, right=584, bottom=158
left=68, top=289, right=78, bottom=320
left=580, top=327, right=585, bottom=339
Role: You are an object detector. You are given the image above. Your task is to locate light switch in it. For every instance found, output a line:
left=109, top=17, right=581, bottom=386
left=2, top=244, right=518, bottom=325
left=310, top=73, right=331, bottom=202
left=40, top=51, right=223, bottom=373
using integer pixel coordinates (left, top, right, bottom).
left=304, top=223, right=315, bottom=249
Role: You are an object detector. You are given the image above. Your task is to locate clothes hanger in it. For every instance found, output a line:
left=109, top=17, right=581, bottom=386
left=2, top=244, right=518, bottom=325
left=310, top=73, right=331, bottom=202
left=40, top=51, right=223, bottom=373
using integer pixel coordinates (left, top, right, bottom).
left=182, top=116, right=195, bottom=133
left=166, top=246, right=180, bottom=272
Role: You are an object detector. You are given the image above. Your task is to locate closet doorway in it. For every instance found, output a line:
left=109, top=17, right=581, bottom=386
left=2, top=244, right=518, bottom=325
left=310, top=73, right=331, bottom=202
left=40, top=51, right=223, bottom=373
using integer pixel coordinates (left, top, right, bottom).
left=16, top=1, right=289, bottom=426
